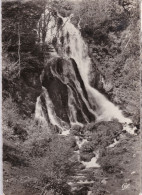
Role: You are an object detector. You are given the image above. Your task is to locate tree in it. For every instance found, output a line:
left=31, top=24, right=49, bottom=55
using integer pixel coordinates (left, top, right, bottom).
left=2, top=1, right=44, bottom=77
left=17, top=23, right=21, bottom=76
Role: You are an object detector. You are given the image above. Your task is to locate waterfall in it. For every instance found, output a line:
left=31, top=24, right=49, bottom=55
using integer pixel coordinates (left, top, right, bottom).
left=35, top=9, right=136, bottom=133
left=58, top=16, right=132, bottom=124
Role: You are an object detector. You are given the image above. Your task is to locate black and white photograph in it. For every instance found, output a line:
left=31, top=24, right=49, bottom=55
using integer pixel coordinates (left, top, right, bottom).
left=2, top=0, right=141, bottom=194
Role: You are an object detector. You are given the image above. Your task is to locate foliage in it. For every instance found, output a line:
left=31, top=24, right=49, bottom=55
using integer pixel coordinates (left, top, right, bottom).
left=2, top=52, right=19, bottom=80
left=3, top=96, right=20, bottom=130
left=70, top=0, right=140, bottom=124
left=2, top=1, right=140, bottom=195
left=3, top=96, right=75, bottom=194
left=2, top=1, right=44, bottom=75
left=93, top=135, right=140, bottom=195
left=28, top=135, right=74, bottom=192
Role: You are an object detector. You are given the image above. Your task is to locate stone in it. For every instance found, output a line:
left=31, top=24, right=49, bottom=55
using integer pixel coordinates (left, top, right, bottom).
left=80, top=153, right=95, bottom=162
left=41, top=57, right=96, bottom=126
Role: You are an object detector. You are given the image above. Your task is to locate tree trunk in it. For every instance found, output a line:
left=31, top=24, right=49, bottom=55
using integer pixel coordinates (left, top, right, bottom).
left=18, top=23, right=21, bottom=77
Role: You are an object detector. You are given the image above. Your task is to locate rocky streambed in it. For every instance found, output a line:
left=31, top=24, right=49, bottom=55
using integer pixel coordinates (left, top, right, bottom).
left=58, top=120, right=140, bottom=195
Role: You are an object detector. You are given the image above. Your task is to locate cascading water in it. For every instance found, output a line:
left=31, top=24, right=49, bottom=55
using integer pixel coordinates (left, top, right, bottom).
left=34, top=8, right=137, bottom=195
left=59, top=16, right=131, bottom=124
left=35, top=8, right=136, bottom=134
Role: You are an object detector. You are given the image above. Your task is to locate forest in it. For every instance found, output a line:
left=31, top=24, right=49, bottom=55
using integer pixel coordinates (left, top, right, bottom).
left=2, top=0, right=140, bottom=195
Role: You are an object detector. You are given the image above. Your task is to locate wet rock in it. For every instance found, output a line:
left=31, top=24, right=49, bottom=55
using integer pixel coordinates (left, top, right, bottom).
left=43, top=58, right=70, bottom=123
left=71, top=58, right=89, bottom=102
left=83, top=122, right=96, bottom=132
left=74, top=186, right=90, bottom=195
left=80, top=121, right=123, bottom=154
left=67, top=136, right=78, bottom=148
left=95, top=120, right=123, bottom=133
left=53, top=125, right=62, bottom=134
left=74, top=145, right=79, bottom=151
left=80, top=142, right=94, bottom=153
left=57, top=17, right=63, bottom=28
left=42, top=57, right=96, bottom=126
left=80, top=153, right=95, bottom=162
left=78, top=164, right=86, bottom=170
left=71, top=130, right=80, bottom=136
left=72, top=125, right=82, bottom=132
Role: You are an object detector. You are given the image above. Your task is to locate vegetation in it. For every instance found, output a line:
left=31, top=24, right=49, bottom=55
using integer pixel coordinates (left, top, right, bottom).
left=2, top=0, right=140, bottom=195
left=93, top=135, right=140, bottom=195
left=2, top=1, right=44, bottom=117
left=3, top=96, right=76, bottom=194
left=69, top=0, right=140, bottom=124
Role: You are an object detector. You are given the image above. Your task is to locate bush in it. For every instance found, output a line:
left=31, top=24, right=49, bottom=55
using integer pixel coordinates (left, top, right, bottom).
left=25, top=134, right=76, bottom=193
left=3, top=95, right=76, bottom=194
left=3, top=97, right=20, bottom=129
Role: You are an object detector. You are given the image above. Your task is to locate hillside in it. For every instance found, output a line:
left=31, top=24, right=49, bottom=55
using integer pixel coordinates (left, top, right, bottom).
left=2, top=0, right=140, bottom=195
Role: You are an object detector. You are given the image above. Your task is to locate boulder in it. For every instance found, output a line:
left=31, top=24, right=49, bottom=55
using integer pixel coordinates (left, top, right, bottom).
left=80, top=153, right=95, bottom=162
left=41, top=57, right=96, bottom=126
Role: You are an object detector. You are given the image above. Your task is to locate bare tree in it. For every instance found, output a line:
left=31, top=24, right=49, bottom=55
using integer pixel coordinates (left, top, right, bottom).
left=17, top=23, right=21, bottom=76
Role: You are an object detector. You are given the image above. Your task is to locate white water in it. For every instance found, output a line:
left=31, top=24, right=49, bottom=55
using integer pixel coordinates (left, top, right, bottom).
left=59, top=16, right=133, bottom=125
left=35, top=96, right=47, bottom=124
left=76, top=180, right=94, bottom=184
left=74, top=135, right=100, bottom=169
left=75, top=136, right=88, bottom=149
left=108, top=138, right=119, bottom=148
left=42, top=87, right=61, bottom=127
left=35, top=8, right=136, bottom=134
left=34, top=9, right=137, bottom=195
left=81, top=152, right=100, bottom=168
left=61, top=129, right=70, bottom=136
left=35, top=87, right=67, bottom=131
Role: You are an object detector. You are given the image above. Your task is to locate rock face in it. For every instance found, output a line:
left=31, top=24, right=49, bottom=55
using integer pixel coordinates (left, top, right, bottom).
left=38, top=57, right=96, bottom=127
left=3, top=69, right=42, bottom=116
left=42, top=58, right=69, bottom=123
